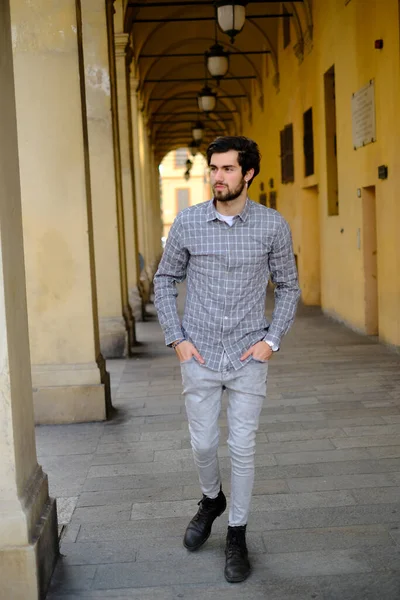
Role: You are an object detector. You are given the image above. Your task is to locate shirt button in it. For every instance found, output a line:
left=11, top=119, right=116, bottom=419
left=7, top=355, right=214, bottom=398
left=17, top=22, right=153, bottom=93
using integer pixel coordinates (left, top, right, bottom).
left=224, top=317, right=228, bottom=320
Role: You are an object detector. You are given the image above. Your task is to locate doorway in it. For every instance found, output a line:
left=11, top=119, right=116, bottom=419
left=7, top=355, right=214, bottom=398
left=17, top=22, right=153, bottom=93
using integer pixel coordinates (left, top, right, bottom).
left=362, top=186, right=379, bottom=335
left=300, top=185, right=321, bottom=305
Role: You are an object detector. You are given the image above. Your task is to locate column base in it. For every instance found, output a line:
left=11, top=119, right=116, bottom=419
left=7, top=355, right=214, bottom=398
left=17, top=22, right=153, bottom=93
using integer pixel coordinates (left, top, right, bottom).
left=129, top=286, right=144, bottom=322
left=123, top=304, right=136, bottom=355
left=0, top=499, right=58, bottom=600
left=99, top=316, right=128, bottom=358
left=0, top=467, right=59, bottom=600
left=33, top=384, right=107, bottom=424
left=31, top=361, right=107, bottom=424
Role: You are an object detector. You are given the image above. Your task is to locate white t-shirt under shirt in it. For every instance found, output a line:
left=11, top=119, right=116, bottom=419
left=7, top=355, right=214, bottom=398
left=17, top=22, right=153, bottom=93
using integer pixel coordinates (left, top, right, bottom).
left=215, top=210, right=278, bottom=352
left=216, top=211, right=236, bottom=227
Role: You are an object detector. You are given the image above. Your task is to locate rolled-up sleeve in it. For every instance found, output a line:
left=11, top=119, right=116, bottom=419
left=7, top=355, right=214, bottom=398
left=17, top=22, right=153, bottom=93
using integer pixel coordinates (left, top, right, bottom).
left=153, top=214, right=189, bottom=346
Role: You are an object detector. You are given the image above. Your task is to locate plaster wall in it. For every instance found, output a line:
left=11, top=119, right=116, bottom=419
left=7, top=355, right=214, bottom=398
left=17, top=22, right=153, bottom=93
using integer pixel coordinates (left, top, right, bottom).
left=243, top=0, right=400, bottom=347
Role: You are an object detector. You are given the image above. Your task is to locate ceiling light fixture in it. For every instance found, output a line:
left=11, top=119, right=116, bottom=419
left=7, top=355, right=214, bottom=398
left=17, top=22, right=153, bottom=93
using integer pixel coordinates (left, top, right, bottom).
left=192, top=121, right=205, bottom=142
left=216, top=0, right=247, bottom=44
left=197, top=84, right=217, bottom=113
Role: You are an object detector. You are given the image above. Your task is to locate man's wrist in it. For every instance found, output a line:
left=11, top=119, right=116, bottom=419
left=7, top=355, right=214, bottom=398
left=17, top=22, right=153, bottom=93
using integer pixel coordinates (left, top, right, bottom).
left=264, top=340, right=279, bottom=352
left=171, top=338, right=185, bottom=350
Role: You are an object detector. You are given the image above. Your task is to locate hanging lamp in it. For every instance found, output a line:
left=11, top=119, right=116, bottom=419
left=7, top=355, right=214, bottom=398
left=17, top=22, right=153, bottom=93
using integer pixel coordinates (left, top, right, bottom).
left=198, top=85, right=217, bottom=113
left=192, top=121, right=204, bottom=142
left=216, top=0, right=247, bottom=44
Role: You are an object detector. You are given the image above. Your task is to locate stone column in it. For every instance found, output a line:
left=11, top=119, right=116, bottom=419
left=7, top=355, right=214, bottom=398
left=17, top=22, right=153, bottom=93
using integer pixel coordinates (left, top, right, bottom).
left=114, top=33, right=143, bottom=322
left=131, top=78, right=152, bottom=302
left=142, top=119, right=161, bottom=279
left=0, top=2, right=58, bottom=596
left=11, top=0, right=110, bottom=423
left=150, top=147, right=162, bottom=270
left=81, top=0, right=128, bottom=357
left=105, top=0, right=136, bottom=350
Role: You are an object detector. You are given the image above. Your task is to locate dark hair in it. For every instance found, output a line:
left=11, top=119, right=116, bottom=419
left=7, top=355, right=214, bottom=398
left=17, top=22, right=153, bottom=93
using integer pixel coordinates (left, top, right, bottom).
left=206, top=136, right=261, bottom=187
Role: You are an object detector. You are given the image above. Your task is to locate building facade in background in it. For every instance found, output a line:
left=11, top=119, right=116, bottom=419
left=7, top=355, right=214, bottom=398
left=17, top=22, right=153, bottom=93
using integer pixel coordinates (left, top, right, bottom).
left=159, top=149, right=211, bottom=239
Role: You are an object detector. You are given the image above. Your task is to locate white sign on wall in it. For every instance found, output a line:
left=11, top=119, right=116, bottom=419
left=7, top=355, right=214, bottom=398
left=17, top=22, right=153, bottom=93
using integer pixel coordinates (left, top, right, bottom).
left=352, top=80, right=376, bottom=150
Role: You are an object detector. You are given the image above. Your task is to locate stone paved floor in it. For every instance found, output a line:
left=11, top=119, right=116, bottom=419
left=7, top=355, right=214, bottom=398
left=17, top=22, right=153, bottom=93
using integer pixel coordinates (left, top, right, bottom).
left=37, top=288, right=400, bottom=599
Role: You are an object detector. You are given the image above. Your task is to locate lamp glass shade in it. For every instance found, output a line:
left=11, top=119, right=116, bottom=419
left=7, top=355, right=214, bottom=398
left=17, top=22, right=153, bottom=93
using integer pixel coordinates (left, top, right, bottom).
left=207, top=54, right=229, bottom=78
left=192, top=127, right=204, bottom=141
left=198, top=94, right=216, bottom=112
left=217, top=4, right=246, bottom=36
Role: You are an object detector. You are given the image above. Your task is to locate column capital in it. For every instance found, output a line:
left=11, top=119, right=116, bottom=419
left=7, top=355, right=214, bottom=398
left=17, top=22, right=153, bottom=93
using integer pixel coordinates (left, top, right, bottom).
left=115, top=32, right=129, bottom=57
left=131, top=77, right=140, bottom=94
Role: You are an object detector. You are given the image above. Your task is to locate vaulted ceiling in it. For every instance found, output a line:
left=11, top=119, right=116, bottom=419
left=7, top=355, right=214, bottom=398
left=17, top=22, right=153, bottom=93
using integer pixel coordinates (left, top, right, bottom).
left=124, top=1, right=312, bottom=161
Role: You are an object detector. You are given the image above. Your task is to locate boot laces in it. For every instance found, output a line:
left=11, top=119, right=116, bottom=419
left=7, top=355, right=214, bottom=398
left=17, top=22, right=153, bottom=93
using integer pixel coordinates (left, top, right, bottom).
left=193, top=496, right=219, bottom=523
left=226, top=530, right=247, bottom=559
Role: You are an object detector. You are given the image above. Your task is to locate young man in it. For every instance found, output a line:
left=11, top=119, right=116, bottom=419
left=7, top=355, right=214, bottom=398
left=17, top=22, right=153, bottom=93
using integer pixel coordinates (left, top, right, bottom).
left=154, top=136, right=300, bottom=583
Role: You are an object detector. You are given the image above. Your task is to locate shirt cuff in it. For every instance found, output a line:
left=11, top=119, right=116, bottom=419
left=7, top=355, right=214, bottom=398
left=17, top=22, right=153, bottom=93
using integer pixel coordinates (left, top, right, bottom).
left=164, top=328, right=185, bottom=347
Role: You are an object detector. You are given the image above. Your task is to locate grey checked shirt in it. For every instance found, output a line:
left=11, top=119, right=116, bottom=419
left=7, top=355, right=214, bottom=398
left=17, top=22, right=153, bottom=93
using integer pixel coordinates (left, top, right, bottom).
left=154, top=198, right=300, bottom=371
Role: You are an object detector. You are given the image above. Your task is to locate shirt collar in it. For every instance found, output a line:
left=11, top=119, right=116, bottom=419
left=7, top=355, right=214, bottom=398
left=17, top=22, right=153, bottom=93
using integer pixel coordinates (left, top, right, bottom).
left=206, top=198, right=250, bottom=223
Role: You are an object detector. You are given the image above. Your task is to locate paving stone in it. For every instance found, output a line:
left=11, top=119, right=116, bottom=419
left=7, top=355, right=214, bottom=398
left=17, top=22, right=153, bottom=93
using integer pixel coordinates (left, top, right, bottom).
left=342, top=423, right=400, bottom=437
left=77, top=516, right=226, bottom=542
left=48, top=587, right=176, bottom=599
left=169, top=581, right=324, bottom=600
left=256, top=548, right=372, bottom=576
left=275, top=448, right=373, bottom=465
left=48, top=560, right=97, bottom=593
left=262, top=524, right=394, bottom=553
left=60, top=541, right=138, bottom=565
left=267, top=427, right=347, bottom=442
left=37, top=440, right=99, bottom=456
left=317, top=572, right=400, bottom=600
left=250, top=490, right=356, bottom=512
left=332, top=435, right=400, bottom=449
left=140, top=429, right=190, bottom=441
left=87, top=460, right=183, bottom=478
left=82, top=471, right=200, bottom=492
left=57, top=497, right=78, bottom=525
left=351, top=486, right=400, bottom=505
left=95, top=440, right=182, bottom=454
left=71, top=503, right=132, bottom=523
left=60, top=521, right=81, bottom=543
left=382, top=415, right=400, bottom=423
left=287, top=472, right=400, bottom=493
left=125, top=406, right=183, bottom=417
left=77, top=486, right=184, bottom=507
left=183, top=478, right=289, bottom=500
left=90, top=450, right=155, bottom=466
left=92, top=556, right=223, bottom=589
left=246, top=503, right=400, bottom=532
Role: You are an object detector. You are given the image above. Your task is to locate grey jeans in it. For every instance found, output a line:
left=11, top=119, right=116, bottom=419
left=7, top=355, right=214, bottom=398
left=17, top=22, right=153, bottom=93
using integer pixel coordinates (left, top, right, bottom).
left=180, top=353, right=268, bottom=526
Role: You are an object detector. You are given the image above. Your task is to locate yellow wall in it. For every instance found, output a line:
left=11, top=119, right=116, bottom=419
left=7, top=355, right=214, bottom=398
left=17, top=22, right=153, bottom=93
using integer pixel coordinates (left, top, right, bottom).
left=242, top=0, right=400, bottom=348
left=160, top=149, right=211, bottom=237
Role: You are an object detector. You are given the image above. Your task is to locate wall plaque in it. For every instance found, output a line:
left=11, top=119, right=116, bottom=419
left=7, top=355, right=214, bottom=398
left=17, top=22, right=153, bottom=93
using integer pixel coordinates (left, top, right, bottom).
left=352, top=80, right=376, bottom=149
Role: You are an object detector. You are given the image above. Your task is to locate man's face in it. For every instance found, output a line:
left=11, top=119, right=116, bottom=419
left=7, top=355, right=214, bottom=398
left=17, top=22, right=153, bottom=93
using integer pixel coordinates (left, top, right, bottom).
left=209, top=150, right=250, bottom=202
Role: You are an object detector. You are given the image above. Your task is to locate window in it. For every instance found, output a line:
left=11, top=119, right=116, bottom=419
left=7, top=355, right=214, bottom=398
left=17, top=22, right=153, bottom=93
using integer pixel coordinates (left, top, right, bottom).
left=324, top=66, right=339, bottom=215
left=176, top=188, right=190, bottom=213
left=280, top=124, right=294, bottom=184
left=303, top=107, right=314, bottom=177
left=175, top=148, right=188, bottom=168
left=283, top=5, right=291, bottom=49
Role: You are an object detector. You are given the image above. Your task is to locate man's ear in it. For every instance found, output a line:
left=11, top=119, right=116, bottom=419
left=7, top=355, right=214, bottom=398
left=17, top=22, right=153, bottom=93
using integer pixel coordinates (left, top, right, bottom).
left=245, top=168, right=255, bottom=182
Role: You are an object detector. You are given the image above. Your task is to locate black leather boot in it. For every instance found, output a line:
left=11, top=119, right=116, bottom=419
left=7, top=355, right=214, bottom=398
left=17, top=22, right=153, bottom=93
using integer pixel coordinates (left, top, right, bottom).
left=183, top=488, right=226, bottom=551
left=224, top=525, right=251, bottom=583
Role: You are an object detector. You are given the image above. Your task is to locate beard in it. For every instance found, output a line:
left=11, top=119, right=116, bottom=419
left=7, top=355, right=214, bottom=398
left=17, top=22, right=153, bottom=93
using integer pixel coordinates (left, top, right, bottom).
left=213, top=178, right=246, bottom=202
